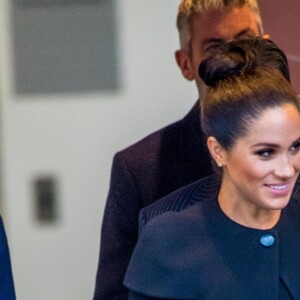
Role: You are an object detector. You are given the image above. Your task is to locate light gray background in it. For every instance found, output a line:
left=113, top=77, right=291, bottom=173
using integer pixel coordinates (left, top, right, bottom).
left=12, top=0, right=119, bottom=94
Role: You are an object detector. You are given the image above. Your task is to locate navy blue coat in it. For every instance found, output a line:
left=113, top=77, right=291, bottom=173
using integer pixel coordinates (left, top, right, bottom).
left=93, top=104, right=213, bottom=299
left=124, top=185, right=300, bottom=300
left=0, top=216, right=16, bottom=300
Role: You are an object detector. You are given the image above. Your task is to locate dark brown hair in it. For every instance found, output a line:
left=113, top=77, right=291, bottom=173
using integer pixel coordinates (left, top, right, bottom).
left=199, top=38, right=299, bottom=151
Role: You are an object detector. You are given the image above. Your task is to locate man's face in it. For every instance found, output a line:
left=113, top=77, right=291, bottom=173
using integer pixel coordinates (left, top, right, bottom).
left=176, top=6, right=262, bottom=95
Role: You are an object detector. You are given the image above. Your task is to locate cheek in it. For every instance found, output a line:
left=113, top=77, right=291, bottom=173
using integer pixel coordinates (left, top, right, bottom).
left=230, top=158, right=269, bottom=183
left=192, top=57, right=202, bottom=76
left=190, top=47, right=204, bottom=72
left=293, top=158, right=300, bottom=173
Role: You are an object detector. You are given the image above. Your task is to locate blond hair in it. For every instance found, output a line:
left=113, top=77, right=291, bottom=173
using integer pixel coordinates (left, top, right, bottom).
left=177, top=0, right=263, bottom=50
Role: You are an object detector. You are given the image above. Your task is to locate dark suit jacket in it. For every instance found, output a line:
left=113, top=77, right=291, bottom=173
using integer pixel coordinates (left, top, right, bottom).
left=93, top=103, right=213, bottom=299
left=124, top=189, right=300, bottom=299
left=0, top=216, right=16, bottom=300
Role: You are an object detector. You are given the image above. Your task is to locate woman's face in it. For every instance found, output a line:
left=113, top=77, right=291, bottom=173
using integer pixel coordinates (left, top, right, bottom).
left=220, top=103, right=300, bottom=214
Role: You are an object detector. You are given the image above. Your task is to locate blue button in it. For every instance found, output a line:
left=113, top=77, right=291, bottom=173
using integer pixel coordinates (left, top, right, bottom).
left=260, top=234, right=275, bottom=247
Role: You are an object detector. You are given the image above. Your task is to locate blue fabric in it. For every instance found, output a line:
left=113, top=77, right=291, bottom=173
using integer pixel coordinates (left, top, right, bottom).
left=0, top=217, right=16, bottom=300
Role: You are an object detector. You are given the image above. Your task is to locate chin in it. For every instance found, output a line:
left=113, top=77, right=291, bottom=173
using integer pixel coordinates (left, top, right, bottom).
left=266, top=197, right=291, bottom=211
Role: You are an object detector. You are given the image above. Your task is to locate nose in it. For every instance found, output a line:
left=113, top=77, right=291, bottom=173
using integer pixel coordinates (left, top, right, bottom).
left=274, top=156, right=296, bottom=179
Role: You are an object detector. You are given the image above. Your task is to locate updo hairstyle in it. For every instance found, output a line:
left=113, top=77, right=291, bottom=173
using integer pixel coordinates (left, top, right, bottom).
left=199, top=38, right=299, bottom=151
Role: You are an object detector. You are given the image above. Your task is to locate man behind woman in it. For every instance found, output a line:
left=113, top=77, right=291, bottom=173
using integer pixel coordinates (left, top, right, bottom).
left=94, top=1, right=267, bottom=297
left=124, top=38, right=300, bottom=299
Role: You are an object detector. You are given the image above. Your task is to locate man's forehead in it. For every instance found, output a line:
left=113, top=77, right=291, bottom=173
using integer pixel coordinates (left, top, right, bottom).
left=193, top=6, right=257, bottom=27
left=191, top=6, right=260, bottom=40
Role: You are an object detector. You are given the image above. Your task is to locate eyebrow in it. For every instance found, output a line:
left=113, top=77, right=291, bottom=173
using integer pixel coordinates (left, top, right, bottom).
left=201, top=29, right=257, bottom=49
left=252, top=137, right=300, bottom=148
left=252, top=143, right=279, bottom=148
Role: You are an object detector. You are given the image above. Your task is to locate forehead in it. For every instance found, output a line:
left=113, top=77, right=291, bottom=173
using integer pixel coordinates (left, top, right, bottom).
left=238, top=104, right=300, bottom=146
left=191, top=6, right=260, bottom=43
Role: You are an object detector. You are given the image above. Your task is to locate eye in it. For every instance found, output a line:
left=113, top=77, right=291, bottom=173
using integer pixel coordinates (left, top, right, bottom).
left=290, top=141, right=300, bottom=154
left=255, top=148, right=275, bottom=158
left=203, top=44, right=221, bottom=55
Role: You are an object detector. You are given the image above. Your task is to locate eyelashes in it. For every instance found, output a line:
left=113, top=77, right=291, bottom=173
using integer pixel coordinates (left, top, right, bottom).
left=254, top=141, right=300, bottom=159
left=290, top=141, right=300, bottom=153
left=255, top=148, right=274, bottom=158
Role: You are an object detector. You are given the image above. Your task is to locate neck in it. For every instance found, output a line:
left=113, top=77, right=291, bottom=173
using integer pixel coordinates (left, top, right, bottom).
left=218, top=185, right=281, bottom=230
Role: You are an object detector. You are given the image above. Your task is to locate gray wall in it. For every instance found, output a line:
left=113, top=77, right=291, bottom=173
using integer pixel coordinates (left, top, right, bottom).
left=0, top=1, right=196, bottom=299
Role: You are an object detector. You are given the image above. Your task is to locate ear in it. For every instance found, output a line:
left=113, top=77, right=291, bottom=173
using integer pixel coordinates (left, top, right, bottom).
left=207, top=136, right=226, bottom=166
left=175, top=50, right=195, bottom=81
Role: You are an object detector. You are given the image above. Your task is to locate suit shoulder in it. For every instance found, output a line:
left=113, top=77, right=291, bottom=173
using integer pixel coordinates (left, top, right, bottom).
left=139, top=175, right=220, bottom=228
left=111, top=118, right=187, bottom=183
left=124, top=200, right=215, bottom=296
left=140, top=193, right=218, bottom=246
left=115, top=117, right=185, bottom=162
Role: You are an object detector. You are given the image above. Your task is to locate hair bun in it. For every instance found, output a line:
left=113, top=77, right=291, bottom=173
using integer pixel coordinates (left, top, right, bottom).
left=199, top=43, right=247, bottom=87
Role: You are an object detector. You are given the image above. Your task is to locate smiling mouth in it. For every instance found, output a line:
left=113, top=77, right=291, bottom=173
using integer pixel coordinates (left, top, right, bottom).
left=264, top=183, right=293, bottom=195
left=266, top=184, right=288, bottom=190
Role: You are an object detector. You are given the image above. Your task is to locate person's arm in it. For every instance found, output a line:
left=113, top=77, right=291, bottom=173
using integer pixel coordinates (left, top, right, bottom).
left=93, top=153, right=142, bottom=300
left=0, top=216, right=16, bottom=300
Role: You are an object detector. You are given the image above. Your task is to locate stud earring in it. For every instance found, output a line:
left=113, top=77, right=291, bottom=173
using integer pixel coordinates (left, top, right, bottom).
left=217, top=162, right=222, bottom=167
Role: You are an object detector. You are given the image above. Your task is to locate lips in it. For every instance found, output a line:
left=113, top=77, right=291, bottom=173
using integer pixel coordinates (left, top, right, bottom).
left=267, top=184, right=288, bottom=190
left=264, top=182, right=292, bottom=195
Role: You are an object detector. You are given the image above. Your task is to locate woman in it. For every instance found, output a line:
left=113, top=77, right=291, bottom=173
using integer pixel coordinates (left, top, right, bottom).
left=124, top=38, right=300, bottom=299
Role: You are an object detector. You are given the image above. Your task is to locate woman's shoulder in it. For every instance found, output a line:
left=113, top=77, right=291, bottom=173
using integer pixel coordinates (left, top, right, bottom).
left=142, top=196, right=215, bottom=239
left=124, top=200, right=217, bottom=298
